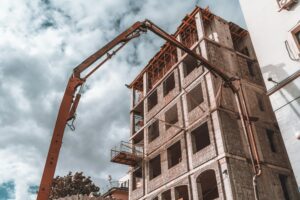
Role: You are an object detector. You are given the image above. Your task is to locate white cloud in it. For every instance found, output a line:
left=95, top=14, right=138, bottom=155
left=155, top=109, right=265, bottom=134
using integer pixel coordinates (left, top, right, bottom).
left=0, top=0, right=245, bottom=199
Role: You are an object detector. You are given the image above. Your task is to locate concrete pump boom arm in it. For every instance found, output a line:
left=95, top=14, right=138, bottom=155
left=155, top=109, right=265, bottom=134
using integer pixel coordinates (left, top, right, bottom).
left=37, top=20, right=257, bottom=200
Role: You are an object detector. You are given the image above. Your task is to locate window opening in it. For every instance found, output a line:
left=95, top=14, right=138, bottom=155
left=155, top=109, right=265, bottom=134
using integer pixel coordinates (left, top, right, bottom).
left=167, top=141, right=182, bottom=168
left=197, top=170, right=219, bottom=200
left=247, top=60, right=255, bottom=77
left=175, top=185, right=189, bottom=200
left=165, top=105, right=179, bottom=130
left=191, top=122, right=210, bottom=153
left=256, top=93, right=265, bottom=111
left=279, top=174, right=290, bottom=200
left=149, top=155, right=161, bottom=180
left=163, top=73, right=175, bottom=96
left=148, top=120, right=159, bottom=143
left=132, top=167, right=143, bottom=190
left=182, top=54, right=200, bottom=77
left=266, top=129, right=276, bottom=153
left=162, top=190, right=172, bottom=200
left=186, top=83, right=204, bottom=112
left=148, top=90, right=158, bottom=111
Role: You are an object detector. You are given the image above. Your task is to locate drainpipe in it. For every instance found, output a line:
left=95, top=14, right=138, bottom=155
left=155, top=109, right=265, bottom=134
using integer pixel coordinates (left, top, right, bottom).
left=231, top=79, right=262, bottom=200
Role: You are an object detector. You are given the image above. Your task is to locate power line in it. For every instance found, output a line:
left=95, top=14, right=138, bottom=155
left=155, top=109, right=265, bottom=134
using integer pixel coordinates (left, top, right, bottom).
left=274, top=95, right=300, bottom=112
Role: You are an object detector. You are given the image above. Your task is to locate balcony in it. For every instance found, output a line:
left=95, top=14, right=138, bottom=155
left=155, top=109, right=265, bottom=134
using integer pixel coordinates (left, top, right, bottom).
left=111, top=141, right=143, bottom=166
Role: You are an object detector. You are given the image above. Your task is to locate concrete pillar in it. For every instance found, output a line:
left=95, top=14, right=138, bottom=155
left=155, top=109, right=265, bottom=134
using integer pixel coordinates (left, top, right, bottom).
left=219, top=158, right=234, bottom=199
left=130, top=89, right=135, bottom=136
left=195, top=11, right=208, bottom=60
left=171, top=187, right=176, bottom=200
left=211, top=111, right=226, bottom=155
left=191, top=174, right=200, bottom=200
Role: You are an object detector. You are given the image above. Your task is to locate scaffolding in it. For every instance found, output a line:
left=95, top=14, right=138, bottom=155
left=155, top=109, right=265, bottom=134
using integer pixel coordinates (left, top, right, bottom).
left=201, top=7, right=214, bottom=23
left=129, top=7, right=201, bottom=92
left=229, top=22, right=248, bottom=43
left=111, top=141, right=143, bottom=166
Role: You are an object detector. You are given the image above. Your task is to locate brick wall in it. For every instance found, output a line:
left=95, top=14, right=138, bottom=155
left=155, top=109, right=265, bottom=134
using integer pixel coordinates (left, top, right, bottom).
left=128, top=7, right=300, bottom=200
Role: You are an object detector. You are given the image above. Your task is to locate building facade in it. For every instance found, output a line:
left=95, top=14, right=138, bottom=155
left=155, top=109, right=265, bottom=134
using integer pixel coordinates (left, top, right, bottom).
left=101, top=174, right=129, bottom=200
left=111, top=7, right=300, bottom=200
left=102, top=187, right=128, bottom=200
left=238, top=0, right=300, bottom=187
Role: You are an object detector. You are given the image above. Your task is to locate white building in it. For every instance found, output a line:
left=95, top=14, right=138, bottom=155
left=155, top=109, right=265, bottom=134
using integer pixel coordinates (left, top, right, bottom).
left=239, top=0, right=300, bottom=186
left=118, top=174, right=130, bottom=188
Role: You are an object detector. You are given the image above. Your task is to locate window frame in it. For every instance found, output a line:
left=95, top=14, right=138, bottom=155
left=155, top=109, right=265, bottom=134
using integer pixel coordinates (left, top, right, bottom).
left=277, top=0, right=298, bottom=11
left=291, top=24, right=300, bottom=51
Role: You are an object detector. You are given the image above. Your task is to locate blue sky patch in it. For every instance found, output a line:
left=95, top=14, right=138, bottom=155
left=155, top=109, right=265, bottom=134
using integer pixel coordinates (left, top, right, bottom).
left=0, top=181, right=15, bottom=200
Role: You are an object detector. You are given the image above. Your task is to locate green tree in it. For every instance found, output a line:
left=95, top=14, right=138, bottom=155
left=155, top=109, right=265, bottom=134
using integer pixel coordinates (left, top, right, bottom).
left=49, top=172, right=100, bottom=200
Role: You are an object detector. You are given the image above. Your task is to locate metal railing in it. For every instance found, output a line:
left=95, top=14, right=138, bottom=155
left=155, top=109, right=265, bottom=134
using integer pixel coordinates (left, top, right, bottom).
left=111, top=141, right=143, bottom=161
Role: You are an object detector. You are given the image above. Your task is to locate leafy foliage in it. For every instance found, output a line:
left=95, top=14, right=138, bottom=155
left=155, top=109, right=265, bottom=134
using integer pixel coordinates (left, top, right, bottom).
left=49, top=172, right=100, bottom=200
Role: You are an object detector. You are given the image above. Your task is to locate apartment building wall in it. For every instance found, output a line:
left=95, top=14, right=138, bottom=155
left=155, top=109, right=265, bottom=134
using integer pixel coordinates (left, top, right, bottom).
left=127, top=7, right=299, bottom=200
left=238, top=0, right=300, bottom=186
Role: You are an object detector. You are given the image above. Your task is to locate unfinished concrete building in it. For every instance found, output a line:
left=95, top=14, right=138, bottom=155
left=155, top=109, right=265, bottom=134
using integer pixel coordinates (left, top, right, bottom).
left=111, top=7, right=300, bottom=200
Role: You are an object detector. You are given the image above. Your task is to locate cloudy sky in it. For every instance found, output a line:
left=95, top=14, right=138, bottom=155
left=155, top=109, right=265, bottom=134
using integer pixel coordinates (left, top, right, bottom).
left=0, top=0, right=245, bottom=199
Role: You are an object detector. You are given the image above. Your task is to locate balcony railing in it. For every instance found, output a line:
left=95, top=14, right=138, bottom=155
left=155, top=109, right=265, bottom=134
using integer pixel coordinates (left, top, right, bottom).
left=111, top=141, right=143, bottom=166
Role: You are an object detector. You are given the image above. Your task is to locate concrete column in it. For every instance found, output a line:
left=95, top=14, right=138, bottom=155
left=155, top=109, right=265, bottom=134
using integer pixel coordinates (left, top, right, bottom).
left=129, top=172, right=133, bottom=199
left=181, top=94, right=190, bottom=126
left=144, top=160, right=148, bottom=196
left=176, top=35, right=185, bottom=89
left=195, top=11, right=208, bottom=60
left=143, top=72, right=149, bottom=122
left=179, top=58, right=189, bottom=128
left=143, top=160, right=147, bottom=197
left=130, top=89, right=135, bottom=136
left=171, top=187, right=176, bottom=200
left=185, top=129, right=194, bottom=170
left=211, top=110, right=226, bottom=155
left=191, top=174, right=200, bottom=200
left=205, top=73, right=217, bottom=109
left=142, top=72, right=148, bottom=197
left=219, top=158, right=234, bottom=199
left=143, top=71, right=149, bottom=95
